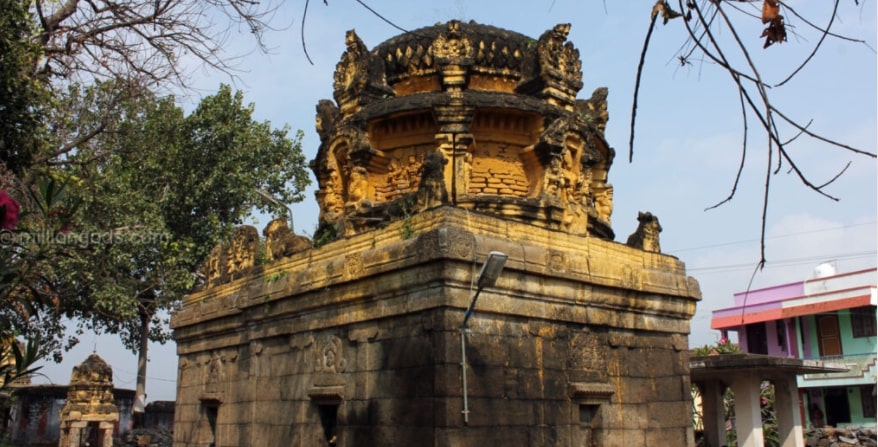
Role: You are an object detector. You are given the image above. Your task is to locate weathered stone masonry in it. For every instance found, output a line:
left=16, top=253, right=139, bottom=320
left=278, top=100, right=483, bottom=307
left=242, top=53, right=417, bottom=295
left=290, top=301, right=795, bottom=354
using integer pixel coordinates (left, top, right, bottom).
left=172, top=21, right=701, bottom=447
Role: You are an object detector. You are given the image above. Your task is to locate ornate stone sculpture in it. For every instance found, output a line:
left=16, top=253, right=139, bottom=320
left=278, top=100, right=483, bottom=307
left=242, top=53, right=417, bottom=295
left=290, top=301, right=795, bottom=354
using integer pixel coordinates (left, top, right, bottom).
left=264, top=218, right=312, bottom=261
left=345, top=166, right=370, bottom=211
left=594, top=184, right=614, bottom=224
left=316, top=99, right=341, bottom=143
left=333, top=30, right=394, bottom=115
left=226, top=226, right=260, bottom=279
left=416, top=152, right=449, bottom=211
left=626, top=211, right=663, bottom=253
left=578, top=87, right=609, bottom=135
left=204, top=243, right=228, bottom=288
left=517, top=23, right=583, bottom=108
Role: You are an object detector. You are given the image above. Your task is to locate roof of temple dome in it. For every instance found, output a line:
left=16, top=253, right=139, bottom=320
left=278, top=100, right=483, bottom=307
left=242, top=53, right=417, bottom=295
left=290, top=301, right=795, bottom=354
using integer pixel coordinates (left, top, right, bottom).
left=371, top=20, right=536, bottom=85
left=313, top=21, right=615, bottom=244
left=70, top=353, right=114, bottom=384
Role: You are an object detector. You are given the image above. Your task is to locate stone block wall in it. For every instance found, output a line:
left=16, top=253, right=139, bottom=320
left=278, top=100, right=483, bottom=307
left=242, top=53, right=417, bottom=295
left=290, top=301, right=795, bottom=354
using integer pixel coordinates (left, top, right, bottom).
left=171, top=207, right=700, bottom=447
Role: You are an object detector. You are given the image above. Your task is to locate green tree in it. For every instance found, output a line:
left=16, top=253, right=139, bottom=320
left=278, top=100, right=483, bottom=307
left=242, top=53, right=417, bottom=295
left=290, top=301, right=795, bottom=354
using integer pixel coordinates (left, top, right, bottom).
left=52, top=82, right=309, bottom=414
left=0, top=0, right=48, bottom=176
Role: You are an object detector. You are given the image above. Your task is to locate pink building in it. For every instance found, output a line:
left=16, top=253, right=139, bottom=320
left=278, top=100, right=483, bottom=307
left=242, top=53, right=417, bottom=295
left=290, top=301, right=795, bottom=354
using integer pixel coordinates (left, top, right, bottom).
left=711, top=265, right=877, bottom=428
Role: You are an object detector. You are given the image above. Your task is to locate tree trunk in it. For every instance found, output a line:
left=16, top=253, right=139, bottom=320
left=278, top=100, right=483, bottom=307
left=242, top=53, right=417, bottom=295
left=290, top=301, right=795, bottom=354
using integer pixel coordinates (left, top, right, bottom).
left=133, top=306, right=150, bottom=428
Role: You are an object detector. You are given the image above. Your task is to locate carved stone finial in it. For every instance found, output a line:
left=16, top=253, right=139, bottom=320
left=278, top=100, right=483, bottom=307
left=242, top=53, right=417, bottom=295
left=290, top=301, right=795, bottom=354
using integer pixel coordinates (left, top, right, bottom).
left=264, top=218, right=312, bottom=261
left=431, top=20, right=474, bottom=62
left=516, top=23, right=583, bottom=108
left=626, top=211, right=662, bottom=253
left=333, top=29, right=395, bottom=115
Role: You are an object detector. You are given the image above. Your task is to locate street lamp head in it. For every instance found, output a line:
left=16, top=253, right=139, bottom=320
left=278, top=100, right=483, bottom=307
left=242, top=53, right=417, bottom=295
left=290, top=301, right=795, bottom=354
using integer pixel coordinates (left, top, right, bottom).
left=477, top=251, right=508, bottom=289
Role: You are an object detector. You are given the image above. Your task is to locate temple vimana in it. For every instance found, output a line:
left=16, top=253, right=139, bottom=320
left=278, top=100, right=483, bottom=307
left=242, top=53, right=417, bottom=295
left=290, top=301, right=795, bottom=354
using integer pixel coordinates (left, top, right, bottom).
left=171, top=21, right=701, bottom=446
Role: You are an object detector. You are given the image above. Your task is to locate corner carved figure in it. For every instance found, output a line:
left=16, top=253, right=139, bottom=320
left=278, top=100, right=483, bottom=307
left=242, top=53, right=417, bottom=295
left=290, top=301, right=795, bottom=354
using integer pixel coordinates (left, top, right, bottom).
left=226, top=225, right=260, bottom=279
left=263, top=218, right=311, bottom=261
left=593, top=184, right=614, bottom=224
left=333, top=30, right=394, bottom=113
left=204, top=243, right=228, bottom=288
left=518, top=23, right=583, bottom=104
left=315, top=99, right=341, bottom=143
left=536, top=115, right=570, bottom=156
left=542, top=156, right=572, bottom=201
left=577, top=87, right=609, bottom=135
left=323, top=164, right=344, bottom=216
left=416, top=152, right=449, bottom=210
left=626, top=211, right=662, bottom=253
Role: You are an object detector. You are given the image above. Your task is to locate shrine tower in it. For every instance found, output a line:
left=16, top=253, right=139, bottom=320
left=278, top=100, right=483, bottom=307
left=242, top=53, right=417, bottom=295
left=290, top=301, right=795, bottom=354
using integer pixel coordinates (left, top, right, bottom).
left=172, top=21, right=701, bottom=447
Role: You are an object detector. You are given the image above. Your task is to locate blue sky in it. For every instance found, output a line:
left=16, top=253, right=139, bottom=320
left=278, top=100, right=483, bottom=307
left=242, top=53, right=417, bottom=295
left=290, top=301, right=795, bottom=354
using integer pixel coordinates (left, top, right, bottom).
left=33, top=0, right=876, bottom=403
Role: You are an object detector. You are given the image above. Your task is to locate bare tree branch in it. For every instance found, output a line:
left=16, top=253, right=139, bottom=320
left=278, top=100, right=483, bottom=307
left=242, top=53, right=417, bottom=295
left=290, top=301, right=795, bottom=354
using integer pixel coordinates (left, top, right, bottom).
left=706, top=86, right=750, bottom=211
left=628, top=3, right=660, bottom=163
left=31, top=0, right=281, bottom=89
left=774, top=0, right=839, bottom=87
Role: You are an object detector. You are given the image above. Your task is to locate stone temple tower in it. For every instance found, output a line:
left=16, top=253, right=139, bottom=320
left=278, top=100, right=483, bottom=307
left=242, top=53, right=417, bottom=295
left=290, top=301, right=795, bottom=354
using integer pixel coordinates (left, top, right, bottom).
left=171, top=21, right=701, bottom=447
left=58, top=353, right=119, bottom=447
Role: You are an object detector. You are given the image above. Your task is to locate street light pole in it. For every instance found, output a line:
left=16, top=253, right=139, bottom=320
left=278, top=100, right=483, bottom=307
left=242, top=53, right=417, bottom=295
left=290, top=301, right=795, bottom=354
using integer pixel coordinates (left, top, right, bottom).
left=461, top=251, right=507, bottom=425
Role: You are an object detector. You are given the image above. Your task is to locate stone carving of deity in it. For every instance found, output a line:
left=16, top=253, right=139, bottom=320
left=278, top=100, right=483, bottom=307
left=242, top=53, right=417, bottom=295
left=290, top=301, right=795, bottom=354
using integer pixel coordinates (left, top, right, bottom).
left=347, top=166, right=369, bottom=205
left=594, top=185, right=614, bottom=224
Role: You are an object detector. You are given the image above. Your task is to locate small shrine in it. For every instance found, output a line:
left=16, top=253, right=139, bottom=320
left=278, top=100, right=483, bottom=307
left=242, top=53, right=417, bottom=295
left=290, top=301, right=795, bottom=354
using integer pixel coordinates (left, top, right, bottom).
left=58, top=353, right=119, bottom=447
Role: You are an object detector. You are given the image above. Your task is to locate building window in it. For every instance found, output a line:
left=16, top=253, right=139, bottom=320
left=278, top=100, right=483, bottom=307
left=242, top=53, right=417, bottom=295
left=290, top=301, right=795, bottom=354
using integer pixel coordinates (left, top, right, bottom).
left=850, top=306, right=876, bottom=338
left=861, top=386, right=876, bottom=418
left=746, top=322, right=769, bottom=355
left=775, top=320, right=786, bottom=349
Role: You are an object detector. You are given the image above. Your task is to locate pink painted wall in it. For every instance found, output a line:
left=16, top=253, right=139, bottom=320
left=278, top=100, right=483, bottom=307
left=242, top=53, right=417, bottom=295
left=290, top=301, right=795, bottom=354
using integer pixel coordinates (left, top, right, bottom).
left=733, top=281, right=804, bottom=306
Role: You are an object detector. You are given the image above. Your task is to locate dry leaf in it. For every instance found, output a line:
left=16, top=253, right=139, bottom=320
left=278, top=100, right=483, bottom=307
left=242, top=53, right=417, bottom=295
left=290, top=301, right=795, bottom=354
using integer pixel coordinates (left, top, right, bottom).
left=761, top=16, right=787, bottom=48
left=762, top=0, right=781, bottom=24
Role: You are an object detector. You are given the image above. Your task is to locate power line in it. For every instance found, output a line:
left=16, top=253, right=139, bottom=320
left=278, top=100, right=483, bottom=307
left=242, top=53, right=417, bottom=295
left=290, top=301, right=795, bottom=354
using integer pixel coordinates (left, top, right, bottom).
left=687, top=250, right=876, bottom=275
left=670, top=221, right=876, bottom=254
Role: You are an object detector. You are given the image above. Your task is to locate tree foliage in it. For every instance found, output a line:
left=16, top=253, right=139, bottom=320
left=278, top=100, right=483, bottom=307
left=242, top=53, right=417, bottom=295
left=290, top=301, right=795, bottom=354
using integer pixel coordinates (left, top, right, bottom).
left=51, top=82, right=309, bottom=352
left=0, top=0, right=49, bottom=175
left=0, top=0, right=306, bottom=389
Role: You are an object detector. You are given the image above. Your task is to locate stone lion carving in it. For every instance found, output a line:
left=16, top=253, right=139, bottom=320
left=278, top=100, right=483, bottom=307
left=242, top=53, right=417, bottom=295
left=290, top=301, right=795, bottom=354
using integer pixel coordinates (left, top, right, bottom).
left=416, top=152, right=448, bottom=210
left=263, top=218, right=311, bottom=261
left=626, top=211, right=662, bottom=253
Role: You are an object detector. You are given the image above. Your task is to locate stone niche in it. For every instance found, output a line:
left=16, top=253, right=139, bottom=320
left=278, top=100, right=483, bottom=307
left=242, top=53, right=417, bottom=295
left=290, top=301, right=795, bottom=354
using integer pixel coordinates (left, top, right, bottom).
left=171, top=21, right=701, bottom=447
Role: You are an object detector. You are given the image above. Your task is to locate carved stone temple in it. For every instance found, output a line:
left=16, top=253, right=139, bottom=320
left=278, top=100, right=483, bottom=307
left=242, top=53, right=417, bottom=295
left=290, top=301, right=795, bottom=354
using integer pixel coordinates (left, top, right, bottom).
left=58, top=353, right=119, bottom=447
left=171, top=21, right=701, bottom=446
